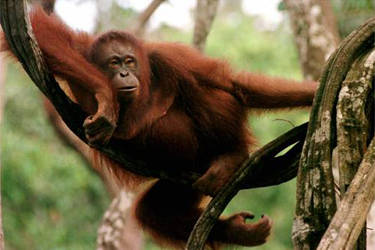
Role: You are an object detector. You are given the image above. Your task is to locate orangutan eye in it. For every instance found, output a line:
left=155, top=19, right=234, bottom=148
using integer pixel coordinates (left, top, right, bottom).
left=109, top=58, right=120, bottom=68
left=125, top=56, right=136, bottom=67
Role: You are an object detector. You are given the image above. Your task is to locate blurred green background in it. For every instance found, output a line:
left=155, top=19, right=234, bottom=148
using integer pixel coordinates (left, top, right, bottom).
left=3, top=0, right=370, bottom=249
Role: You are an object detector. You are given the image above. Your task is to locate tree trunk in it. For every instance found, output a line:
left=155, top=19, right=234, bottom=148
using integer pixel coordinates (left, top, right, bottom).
left=284, top=0, right=340, bottom=81
left=292, top=15, right=375, bottom=249
left=97, top=191, right=142, bottom=250
left=317, top=48, right=375, bottom=249
left=192, top=0, right=219, bottom=52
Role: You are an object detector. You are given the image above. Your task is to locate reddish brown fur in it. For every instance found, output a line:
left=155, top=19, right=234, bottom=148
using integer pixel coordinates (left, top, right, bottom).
left=1, top=7, right=318, bottom=249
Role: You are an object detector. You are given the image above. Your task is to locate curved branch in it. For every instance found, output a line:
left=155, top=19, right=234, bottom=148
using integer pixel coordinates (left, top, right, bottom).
left=0, top=0, right=307, bottom=192
left=284, top=0, right=340, bottom=81
left=317, top=41, right=375, bottom=250
left=97, top=191, right=143, bottom=250
left=293, top=15, right=375, bottom=248
left=186, top=122, right=307, bottom=249
left=318, top=138, right=375, bottom=249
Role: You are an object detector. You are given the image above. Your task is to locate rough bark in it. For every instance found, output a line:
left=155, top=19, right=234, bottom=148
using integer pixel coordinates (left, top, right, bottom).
left=292, top=15, right=375, bottom=249
left=186, top=123, right=307, bottom=250
left=192, top=0, right=219, bottom=52
left=97, top=191, right=142, bottom=250
left=317, top=41, right=375, bottom=250
left=334, top=49, right=373, bottom=250
left=284, top=0, right=340, bottom=81
left=318, top=138, right=375, bottom=249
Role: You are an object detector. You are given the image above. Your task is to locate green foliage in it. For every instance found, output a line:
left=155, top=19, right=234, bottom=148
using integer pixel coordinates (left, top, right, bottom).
left=148, top=14, right=307, bottom=250
left=2, top=66, right=109, bottom=249
left=96, top=2, right=137, bottom=32
left=341, top=0, right=374, bottom=10
left=209, top=15, right=306, bottom=250
left=1, top=12, right=307, bottom=250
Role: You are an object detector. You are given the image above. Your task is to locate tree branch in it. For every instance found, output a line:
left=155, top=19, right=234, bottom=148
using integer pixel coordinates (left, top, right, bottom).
left=318, top=138, right=375, bottom=249
left=284, top=0, right=340, bottom=81
left=292, top=15, right=375, bottom=249
left=186, top=122, right=307, bottom=249
left=97, top=191, right=143, bottom=250
left=317, top=39, right=375, bottom=250
left=0, top=0, right=307, bottom=193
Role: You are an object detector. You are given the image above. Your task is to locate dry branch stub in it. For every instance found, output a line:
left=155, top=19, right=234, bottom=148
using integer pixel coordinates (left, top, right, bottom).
left=293, top=16, right=375, bottom=249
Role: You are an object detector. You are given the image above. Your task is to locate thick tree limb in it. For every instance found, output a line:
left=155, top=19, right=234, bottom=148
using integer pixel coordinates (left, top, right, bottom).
left=316, top=39, right=375, bottom=250
left=97, top=191, right=142, bottom=250
left=335, top=47, right=374, bottom=250
left=318, top=138, right=375, bottom=249
left=284, top=0, right=340, bottom=81
left=186, top=122, right=307, bottom=249
left=292, top=15, right=375, bottom=249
